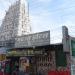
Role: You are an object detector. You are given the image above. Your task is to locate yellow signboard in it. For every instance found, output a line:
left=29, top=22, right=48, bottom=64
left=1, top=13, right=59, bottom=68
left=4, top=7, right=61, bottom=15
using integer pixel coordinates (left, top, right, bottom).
left=0, top=54, right=6, bottom=61
left=6, top=50, right=43, bottom=56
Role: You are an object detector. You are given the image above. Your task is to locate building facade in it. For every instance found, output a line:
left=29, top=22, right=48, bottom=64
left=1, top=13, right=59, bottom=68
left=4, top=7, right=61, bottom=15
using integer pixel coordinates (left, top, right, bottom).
left=0, top=0, right=71, bottom=75
left=0, top=0, right=31, bottom=41
left=6, top=44, right=71, bottom=75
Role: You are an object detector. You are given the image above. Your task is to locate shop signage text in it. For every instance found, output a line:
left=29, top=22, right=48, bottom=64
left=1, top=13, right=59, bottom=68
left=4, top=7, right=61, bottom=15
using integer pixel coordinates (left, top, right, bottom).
left=15, top=31, right=50, bottom=48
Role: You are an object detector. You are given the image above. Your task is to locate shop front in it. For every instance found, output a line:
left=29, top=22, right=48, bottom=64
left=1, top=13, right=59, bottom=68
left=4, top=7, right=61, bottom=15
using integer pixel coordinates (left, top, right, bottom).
left=6, top=48, right=45, bottom=75
left=5, top=44, right=71, bottom=75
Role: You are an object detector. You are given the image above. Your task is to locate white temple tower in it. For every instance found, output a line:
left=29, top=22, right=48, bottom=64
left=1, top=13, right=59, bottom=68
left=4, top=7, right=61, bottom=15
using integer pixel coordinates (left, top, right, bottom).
left=0, top=0, right=31, bottom=41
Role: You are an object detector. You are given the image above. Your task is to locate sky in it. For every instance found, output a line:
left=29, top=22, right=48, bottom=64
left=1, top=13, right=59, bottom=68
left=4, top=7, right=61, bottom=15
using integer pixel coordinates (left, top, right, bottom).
left=0, top=0, right=75, bottom=43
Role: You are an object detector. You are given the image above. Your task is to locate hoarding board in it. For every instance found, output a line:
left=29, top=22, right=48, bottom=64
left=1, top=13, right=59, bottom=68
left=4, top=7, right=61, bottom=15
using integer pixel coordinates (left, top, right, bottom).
left=70, top=37, right=75, bottom=75
left=15, top=31, right=50, bottom=48
left=70, top=37, right=75, bottom=56
left=6, top=50, right=44, bottom=56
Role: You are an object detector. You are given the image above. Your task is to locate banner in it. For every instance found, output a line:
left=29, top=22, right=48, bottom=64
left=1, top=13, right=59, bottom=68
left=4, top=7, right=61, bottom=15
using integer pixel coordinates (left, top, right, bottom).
left=15, top=31, right=50, bottom=48
left=70, top=39, right=75, bottom=56
left=6, top=49, right=44, bottom=56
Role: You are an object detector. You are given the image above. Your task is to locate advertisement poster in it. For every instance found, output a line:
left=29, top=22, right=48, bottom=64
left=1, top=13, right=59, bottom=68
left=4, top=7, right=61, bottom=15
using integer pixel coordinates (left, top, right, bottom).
left=19, top=57, right=29, bottom=72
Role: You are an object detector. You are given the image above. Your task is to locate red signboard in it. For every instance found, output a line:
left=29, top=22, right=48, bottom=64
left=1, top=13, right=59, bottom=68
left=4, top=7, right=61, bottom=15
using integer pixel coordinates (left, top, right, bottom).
left=48, top=70, right=70, bottom=75
left=48, top=71, right=58, bottom=75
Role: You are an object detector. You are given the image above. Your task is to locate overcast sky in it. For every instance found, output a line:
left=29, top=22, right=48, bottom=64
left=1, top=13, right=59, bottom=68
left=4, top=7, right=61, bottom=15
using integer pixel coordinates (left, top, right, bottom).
left=0, top=0, right=75, bottom=43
